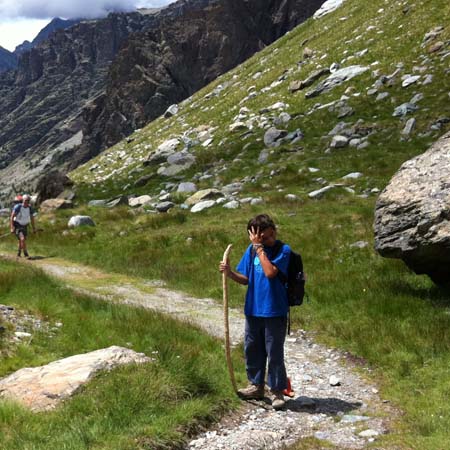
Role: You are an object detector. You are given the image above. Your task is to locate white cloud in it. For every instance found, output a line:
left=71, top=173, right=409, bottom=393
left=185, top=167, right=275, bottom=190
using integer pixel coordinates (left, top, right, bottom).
left=0, top=0, right=174, bottom=51
left=0, top=18, right=49, bottom=51
left=0, top=0, right=173, bottom=20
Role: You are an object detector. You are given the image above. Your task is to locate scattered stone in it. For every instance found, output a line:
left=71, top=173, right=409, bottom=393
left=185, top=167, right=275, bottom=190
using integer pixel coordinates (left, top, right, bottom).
left=402, top=75, right=421, bottom=88
left=145, top=138, right=180, bottom=165
left=303, top=47, right=314, bottom=59
left=428, top=41, right=444, bottom=53
left=410, top=93, right=424, bottom=104
left=164, top=104, right=179, bottom=118
left=250, top=197, right=264, bottom=206
left=329, top=375, right=341, bottom=386
left=223, top=200, right=240, bottom=209
left=68, top=216, right=95, bottom=228
left=229, top=122, right=248, bottom=132
left=129, top=195, right=152, bottom=207
left=376, top=92, right=390, bottom=101
left=264, top=127, right=288, bottom=147
left=185, top=189, right=222, bottom=206
left=350, top=241, right=369, bottom=249
left=134, top=174, right=154, bottom=187
left=156, top=201, right=175, bottom=213
left=330, top=135, right=349, bottom=148
left=285, top=194, right=298, bottom=201
left=305, top=65, right=369, bottom=98
left=191, top=200, right=216, bottom=213
left=342, top=172, right=362, bottom=179
left=39, top=198, right=73, bottom=212
left=308, top=185, right=335, bottom=199
left=401, top=118, right=416, bottom=136
left=374, top=131, right=450, bottom=285
left=177, top=182, right=198, bottom=193
left=392, top=103, right=418, bottom=117
left=106, top=196, right=128, bottom=208
left=14, top=331, right=32, bottom=339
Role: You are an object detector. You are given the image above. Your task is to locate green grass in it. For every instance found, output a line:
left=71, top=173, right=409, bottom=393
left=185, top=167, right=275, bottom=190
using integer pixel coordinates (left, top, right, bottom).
left=0, top=259, right=243, bottom=449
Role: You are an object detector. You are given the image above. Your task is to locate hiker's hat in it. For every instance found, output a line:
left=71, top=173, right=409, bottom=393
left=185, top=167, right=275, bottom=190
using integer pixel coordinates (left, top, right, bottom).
left=22, top=194, right=31, bottom=201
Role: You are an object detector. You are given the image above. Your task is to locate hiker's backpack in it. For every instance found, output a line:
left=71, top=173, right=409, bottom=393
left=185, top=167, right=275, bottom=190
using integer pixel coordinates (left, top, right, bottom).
left=273, top=240, right=306, bottom=307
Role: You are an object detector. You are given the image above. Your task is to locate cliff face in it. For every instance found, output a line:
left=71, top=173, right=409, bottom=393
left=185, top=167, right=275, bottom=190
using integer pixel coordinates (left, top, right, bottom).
left=0, top=0, right=325, bottom=201
left=0, top=47, right=17, bottom=72
left=75, top=0, right=327, bottom=166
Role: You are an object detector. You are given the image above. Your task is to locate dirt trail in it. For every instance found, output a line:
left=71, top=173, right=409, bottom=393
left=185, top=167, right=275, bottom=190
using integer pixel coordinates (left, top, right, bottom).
left=1, top=254, right=396, bottom=448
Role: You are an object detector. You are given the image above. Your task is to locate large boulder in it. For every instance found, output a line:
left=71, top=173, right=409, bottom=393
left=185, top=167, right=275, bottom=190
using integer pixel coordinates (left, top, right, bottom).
left=0, top=346, right=150, bottom=411
left=374, top=132, right=450, bottom=285
left=35, top=170, right=74, bottom=203
left=68, top=216, right=96, bottom=228
left=40, top=198, right=73, bottom=213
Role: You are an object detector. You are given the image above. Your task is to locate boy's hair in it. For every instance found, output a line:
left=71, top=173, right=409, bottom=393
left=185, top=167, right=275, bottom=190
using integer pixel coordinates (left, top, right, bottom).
left=247, top=214, right=276, bottom=232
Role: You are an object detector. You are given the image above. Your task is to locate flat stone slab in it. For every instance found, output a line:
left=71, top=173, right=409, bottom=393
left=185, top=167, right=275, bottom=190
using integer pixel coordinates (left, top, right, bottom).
left=0, top=346, right=150, bottom=411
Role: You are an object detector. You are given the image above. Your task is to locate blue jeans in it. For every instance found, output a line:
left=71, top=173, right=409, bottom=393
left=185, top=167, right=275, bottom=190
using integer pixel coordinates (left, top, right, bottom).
left=244, top=316, right=288, bottom=391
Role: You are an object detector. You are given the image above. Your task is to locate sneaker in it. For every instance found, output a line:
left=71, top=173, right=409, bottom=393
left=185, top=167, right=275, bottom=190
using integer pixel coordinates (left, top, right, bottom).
left=24, top=252, right=30, bottom=259
left=17, top=252, right=21, bottom=258
left=270, top=390, right=285, bottom=410
left=237, top=383, right=265, bottom=400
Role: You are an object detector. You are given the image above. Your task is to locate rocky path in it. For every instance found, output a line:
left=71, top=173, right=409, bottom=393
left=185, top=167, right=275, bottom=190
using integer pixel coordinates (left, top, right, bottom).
left=1, top=255, right=394, bottom=448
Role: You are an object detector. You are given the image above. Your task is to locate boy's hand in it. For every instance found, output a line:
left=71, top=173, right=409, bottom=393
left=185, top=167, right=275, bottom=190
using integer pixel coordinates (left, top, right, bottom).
left=219, top=261, right=231, bottom=276
left=248, top=226, right=263, bottom=245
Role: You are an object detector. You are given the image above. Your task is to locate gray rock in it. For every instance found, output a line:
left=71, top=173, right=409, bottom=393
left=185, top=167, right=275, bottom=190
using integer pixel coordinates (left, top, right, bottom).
left=375, top=92, right=390, bottom=101
left=164, top=104, right=179, bottom=118
left=359, top=429, right=380, bottom=438
left=285, top=194, right=298, bottom=201
left=374, top=131, right=450, bottom=285
left=185, top=189, right=222, bottom=206
left=410, top=93, right=424, bottom=104
left=328, top=121, right=348, bottom=136
left=134, top=174, right=154, bottom=187
left=329, top=375, right=341, bottom=386
left=156, top=202, right=175, bottom=213
left=330, top=135, right=349, bottom=148
left=129, top=195, right=152, bottom=207
left=223, top=200, right=240, bottom=209
left=145, top=138, right=180, bottom=165
left=0, top=208, right=10, bottom=217
left=177, top=182, right=197, bottom=193
left=342, top=172, right=363, bottom=179
left=305, top=65, right=369, bottom=98
left=264, top=127, right=288, bottom=147
left=68, top=216, right=95, bottom=227
left=106, top=196, right=128, bottom=208
left=350, top=241, right=369, bottom=249
left=308, top=185, right=335, bottom=199
left=337, top=106, right=354, bottom=118
left=157, top=165, right=189, bottom=177
left=222, top=183, right=243, bottom=195
left=393, top=103, right=418, bottom=117
left=402, top=75, right=420, bottom=87
left=250, top=197, right=264, bottom=206
left=401, top=118, right=416, bottom=136
left=258, top=149, right=270, bottom=164
left=191, top=200, right=216, bottom=213
left=167, top=152, right=196, bottom=166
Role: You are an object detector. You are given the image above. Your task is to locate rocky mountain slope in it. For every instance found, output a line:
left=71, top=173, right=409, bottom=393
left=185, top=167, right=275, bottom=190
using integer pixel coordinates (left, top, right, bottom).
left=14, top=17, right=81, bottom=56
left=71, top=0, right=449, bottom=212
left=0, top=0, right=326, bottom=203
left=0, top=46, right=16, bottom=72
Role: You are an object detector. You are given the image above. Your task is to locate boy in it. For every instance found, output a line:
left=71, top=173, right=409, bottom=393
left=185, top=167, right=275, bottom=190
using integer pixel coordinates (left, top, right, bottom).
left=10, top=194, right=36, bottom=258
left=219, top=214, right=290, bottom=410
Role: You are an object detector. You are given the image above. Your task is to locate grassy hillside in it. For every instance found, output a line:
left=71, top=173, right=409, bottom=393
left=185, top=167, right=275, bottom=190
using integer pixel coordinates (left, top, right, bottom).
left=1, top=0, right=449, bottom=448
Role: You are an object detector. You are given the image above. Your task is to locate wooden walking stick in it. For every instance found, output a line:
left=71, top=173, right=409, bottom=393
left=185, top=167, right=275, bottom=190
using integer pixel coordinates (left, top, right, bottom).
left=222, top=244, right=237, bottom=392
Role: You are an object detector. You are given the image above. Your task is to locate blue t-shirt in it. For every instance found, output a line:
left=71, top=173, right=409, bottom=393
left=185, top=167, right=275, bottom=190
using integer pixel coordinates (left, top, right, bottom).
left=237, top=241, right=291, bottom=317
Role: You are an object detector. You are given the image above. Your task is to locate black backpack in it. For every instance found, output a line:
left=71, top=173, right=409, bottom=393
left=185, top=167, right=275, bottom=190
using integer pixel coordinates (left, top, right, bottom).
left=272, top=240, right=306, bottom=307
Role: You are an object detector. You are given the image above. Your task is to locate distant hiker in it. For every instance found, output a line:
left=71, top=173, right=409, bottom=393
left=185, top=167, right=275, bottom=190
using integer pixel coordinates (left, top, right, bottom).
left=10, top=194, right=36, bottom=258
left=219, top=214, right=290, bottom=410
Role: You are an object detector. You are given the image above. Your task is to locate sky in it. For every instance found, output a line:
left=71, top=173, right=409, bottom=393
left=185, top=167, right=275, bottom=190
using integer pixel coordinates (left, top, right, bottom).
left=0, top=0, right=174, bottom=51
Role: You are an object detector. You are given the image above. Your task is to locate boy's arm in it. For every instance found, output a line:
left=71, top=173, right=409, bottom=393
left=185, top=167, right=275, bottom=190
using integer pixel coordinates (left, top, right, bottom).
left=254, top=247, right=278, bottom=279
